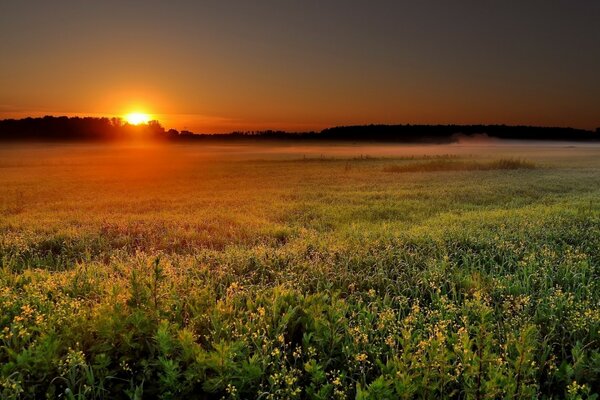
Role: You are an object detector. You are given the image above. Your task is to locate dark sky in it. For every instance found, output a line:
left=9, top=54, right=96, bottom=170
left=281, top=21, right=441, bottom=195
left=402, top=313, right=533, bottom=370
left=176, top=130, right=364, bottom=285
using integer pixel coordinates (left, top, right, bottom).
left=1, top=1, right=598, bottom=132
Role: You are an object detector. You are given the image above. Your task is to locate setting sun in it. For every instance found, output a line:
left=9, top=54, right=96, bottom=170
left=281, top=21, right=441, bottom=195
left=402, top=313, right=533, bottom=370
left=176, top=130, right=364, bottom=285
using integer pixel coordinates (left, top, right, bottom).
left=124, top=112, right=151, bottom=125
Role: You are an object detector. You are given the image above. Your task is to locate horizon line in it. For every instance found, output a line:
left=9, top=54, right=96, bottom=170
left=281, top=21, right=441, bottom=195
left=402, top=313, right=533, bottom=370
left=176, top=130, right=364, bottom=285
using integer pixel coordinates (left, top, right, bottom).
left=1, top=115, right=598, bottom=135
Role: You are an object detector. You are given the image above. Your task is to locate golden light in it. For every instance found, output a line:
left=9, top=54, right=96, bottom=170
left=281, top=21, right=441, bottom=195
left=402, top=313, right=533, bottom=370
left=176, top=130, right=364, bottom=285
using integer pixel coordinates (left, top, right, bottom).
left=124, top=112, right=151, bottom=125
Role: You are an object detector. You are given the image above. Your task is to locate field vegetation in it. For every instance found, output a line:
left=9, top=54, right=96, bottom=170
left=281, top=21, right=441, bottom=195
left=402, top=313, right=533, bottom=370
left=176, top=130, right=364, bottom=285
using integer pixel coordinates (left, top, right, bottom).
left=0, top=142, right=599, bottom=399
left=383, top=158, right=536, bottom=173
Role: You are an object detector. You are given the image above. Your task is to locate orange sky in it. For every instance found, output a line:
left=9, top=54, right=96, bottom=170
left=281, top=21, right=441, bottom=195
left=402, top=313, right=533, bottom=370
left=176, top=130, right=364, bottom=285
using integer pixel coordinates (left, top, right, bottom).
left=1, top=2, right=599, bottom=133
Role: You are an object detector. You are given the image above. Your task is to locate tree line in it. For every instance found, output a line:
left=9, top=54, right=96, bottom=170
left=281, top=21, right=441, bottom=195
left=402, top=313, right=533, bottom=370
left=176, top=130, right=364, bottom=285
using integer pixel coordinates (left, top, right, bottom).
left=0, top=116, right=598, bottom=142
left=0, top=116, right=167, bottom=141
left=158, top=124, right=600, bottom=142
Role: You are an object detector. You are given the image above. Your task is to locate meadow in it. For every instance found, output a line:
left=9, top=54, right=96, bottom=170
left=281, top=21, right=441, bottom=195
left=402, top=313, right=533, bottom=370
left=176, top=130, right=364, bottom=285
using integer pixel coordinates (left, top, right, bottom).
left=1, top=141, right=599, bottom=399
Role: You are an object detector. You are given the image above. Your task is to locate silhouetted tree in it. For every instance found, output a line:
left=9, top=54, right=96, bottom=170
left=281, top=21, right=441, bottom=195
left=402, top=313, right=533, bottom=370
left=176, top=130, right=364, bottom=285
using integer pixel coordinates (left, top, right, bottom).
left=167, top=128, right=179, bottom=138
left=0, top=116, right=169, bottom=141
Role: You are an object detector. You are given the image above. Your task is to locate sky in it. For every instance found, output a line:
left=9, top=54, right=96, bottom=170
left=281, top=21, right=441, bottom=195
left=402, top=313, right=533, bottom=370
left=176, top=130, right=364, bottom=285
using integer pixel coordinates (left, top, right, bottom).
left=1, top=1, right=599, bottom=133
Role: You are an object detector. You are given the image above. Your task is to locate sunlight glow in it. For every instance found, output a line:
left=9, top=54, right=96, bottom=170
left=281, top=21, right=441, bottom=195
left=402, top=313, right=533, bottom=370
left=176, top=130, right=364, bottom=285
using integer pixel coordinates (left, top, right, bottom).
left=124, top=112, right=151, bottom=125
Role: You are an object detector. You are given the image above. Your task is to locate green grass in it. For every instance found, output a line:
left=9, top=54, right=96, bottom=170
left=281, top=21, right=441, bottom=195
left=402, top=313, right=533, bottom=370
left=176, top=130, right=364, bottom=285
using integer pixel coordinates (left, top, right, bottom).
left=383, top=158, right=536, bottom=173
left=0, top=143, right=599, bottom=399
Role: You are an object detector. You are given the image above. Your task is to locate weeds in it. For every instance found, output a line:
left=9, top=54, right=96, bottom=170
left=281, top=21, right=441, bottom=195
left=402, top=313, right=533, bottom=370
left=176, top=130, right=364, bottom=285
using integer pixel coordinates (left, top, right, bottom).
left=383, top=158, right=536, bottom=173
left=0, top=145, right=599, bottom=398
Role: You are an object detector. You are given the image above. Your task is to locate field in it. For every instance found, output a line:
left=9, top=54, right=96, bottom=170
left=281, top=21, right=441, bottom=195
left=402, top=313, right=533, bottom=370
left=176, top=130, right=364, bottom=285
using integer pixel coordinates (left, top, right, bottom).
left=1, top=141, right=599, bottom=399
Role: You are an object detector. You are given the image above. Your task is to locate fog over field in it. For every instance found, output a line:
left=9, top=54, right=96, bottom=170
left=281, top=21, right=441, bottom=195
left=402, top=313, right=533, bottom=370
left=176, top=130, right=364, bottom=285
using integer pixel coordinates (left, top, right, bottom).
left=2, top=139, right=599, bottom=166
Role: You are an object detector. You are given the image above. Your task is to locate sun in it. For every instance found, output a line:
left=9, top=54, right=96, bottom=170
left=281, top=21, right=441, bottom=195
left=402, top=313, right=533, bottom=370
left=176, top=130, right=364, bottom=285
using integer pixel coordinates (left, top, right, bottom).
left=124, top=112, right=151, bottom=125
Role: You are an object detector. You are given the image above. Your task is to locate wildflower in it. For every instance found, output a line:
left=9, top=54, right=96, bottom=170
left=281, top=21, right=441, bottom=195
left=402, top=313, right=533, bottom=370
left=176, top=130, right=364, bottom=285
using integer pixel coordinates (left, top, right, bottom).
left=292, top=346, right=302, bottom=358
left=226, top=383, right=237, bottom=396
left=119, top=360, right=132, bottom=373
left=285, top=374, right=297, bottom=386
left=226, top=282, right=243, bottom=297
left=385, top=335, right=395, bottom=347
left=567, top=380, right=588, bottom=396
left=21, top=304, right=34, bottom=318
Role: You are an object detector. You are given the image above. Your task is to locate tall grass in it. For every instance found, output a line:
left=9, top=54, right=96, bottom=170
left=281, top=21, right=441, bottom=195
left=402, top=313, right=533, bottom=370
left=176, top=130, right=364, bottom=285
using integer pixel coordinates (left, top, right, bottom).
left=383, top=158, right=536, bottom=173
left=0, top=145, right=598, bottom=399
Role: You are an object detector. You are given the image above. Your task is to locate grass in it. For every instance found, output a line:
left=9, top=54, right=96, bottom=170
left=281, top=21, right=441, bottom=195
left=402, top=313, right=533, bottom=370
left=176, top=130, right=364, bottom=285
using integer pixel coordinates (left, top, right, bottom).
left=0, top=142, right=599, bottom=399
left=383, top=158, right=536, bottom=173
